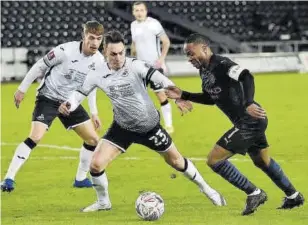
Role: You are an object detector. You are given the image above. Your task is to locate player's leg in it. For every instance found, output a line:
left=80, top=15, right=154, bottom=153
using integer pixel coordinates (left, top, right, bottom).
left=81, top=121, right=133, bottom=212
left=59, top=105, right=99, bottom=188
left=161, top=143, right=226, bottom=206
left=1, top=96, right=56, bottom=192
left=149, top=78, right=173, bottom=134
left=137, top=124, right=226, bottom=206
left=155, top=91, right=173, bottom=134
left=248, top=145, right=304, bottom=209
left=207, top=127, right=267, bottom=215
left=72, top=120, right=99, bottom=187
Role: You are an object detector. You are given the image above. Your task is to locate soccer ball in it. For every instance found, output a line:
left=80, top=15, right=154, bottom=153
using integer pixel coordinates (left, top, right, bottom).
left=135, top=192, right=165, bottom=221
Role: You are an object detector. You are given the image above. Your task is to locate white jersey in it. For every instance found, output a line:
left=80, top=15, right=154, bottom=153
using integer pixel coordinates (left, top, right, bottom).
left=68, top=57, right=174, bottom=133
left=37, top=41, right=104, bottom=102
left=131, top=17, right=165, bottom=65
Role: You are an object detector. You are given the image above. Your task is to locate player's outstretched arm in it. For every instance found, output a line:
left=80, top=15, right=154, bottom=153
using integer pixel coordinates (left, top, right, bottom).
left=165, top=86, right=215, bottom=105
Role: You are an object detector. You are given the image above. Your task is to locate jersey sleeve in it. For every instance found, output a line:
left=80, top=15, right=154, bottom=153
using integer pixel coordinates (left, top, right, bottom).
left=223, top=59, right=248, bottom=81
left=132, top=59, right=174, bottom=87
left=67, top=71, right=98, bottom=112
left=153, top=20, right=165, bottom=37
left=42, top=44, right=67, bottom=67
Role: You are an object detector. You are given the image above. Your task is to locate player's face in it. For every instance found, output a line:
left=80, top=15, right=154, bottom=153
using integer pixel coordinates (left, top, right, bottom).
left=83, top=32, right=103, bottom=55
left=105, top=42, right=126, bottom=70
left=184, top=43, right=209, bottom=69
left=133, top=4, right=147, bottom=21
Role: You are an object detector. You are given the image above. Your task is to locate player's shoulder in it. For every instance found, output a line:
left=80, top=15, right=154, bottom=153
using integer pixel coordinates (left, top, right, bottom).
left=131, top=20, right=138, bottom=27
left=93, top=51, right=105, bottom=62
left=147, top=17, right=161, bottom=24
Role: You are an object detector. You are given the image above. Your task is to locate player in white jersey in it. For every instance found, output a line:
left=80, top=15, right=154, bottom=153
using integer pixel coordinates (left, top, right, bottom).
left=1, top=21, right=104, bottom=192
left=131, top=1, right=174, bottom=134
left=59, top=30, right=226, bottom=212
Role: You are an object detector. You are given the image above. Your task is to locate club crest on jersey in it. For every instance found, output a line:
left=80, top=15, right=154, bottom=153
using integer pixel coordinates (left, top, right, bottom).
left=64, top=69, right=74, bottom=80
left=88, top=62, right=95, bottom=70
left=47, top=51, right=55, bottom=60
left=122, top=69, right=129, bottom=77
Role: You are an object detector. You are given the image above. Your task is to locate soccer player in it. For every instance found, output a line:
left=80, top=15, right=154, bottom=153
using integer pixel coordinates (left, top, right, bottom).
left=131, top=1, right=174, bottom=134
left=165, top=33, right=304, bottom=215
left=1, top=21, right=105, bottom=192
left=58, top=30, right=227, bottom=212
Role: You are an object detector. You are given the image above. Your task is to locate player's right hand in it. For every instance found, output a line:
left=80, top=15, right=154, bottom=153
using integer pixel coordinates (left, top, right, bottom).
left=175, top=99, right=193, bottom=116
left=14, top=90, right=25, bottom=109
left=246, top=103, right=266, bottom=119
left=58, top=102, right=71, bottom=116
left=165, top=86, right=182, bottom=99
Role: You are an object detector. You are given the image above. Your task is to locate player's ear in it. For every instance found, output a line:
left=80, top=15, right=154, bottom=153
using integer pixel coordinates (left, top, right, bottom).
left=201, top=44, right=207, bottom=54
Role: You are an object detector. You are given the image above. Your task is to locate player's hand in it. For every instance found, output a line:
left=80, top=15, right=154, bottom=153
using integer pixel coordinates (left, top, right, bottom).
left=246, top=103, right=266, bottom=119
left=165, top=86, right=183, bottom=99
left=14, top=90, right=25, bottom=109
left=91, top=114, right=102, bottom=131
left=176, top=99, right=193, bottom=116
left=58, top=102, right=71, bottom=116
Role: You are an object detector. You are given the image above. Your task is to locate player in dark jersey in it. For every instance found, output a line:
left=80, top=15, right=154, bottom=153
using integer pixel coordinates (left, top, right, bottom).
left=165, top=33, right=304, bottom=215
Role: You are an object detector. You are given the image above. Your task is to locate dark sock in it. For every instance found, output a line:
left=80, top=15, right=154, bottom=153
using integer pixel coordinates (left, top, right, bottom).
left=211, top=160, right=256, bottom=194
left=83, top=142, right=96, bottom=152
left=24, top=137, right=37, bottom=149
left=90, top=170, right=105, bottom=177
left=260, top=159, right=296, bottom=196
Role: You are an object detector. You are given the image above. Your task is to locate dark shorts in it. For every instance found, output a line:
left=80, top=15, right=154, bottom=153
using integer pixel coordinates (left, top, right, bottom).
left=216, top=118, right=269, bottom=155
left=32, top=95, right=90, bottom=129
left=148, top=68, right=165, bottom=92
left=103, top=121, right=173, bottom=152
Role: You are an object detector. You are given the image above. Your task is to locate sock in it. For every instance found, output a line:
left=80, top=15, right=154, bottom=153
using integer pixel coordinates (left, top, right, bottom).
left=90, top=170, right=110, bottom=204
left=178, top=158, right=217, bottom=195
left=260, top=158, right=296, bottom=196
left=5, top=138, right=36, bottom=180
left=160, top=100, right=172, bottom=128
left=75, top=143, right=96, bottom=181
left=210, top=160, right=257, bottom=195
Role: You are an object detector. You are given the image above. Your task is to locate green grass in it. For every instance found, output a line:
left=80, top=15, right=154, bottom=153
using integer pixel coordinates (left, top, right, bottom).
left=1, top=73, right=308, bottom=225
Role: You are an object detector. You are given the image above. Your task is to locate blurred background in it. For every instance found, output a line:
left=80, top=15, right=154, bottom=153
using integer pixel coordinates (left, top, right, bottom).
left=1, top=0, right=308, bottom=81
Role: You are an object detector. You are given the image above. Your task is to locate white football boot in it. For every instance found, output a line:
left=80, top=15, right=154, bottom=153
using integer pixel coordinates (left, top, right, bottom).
left=201, top=189, right=227, bottom=206
left=81, top=201, right=112, bottom=212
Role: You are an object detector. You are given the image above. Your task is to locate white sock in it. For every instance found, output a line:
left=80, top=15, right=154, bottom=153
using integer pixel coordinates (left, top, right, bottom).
left=287, top=191, right=299, bottom=199
left=248, top=188, right=261, bottom=196
left=161, top=102, right=172, bottom=128
left=5, top=142, right=32, bottom=180
left=75, top=145, right=94, bottom=181
left=91, top=172, right=110, bottom=204
left=182, top=159, right=216, bottom=195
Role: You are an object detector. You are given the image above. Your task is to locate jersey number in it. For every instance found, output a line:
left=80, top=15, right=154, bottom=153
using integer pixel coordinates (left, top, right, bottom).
left=149, top=129, right=169, bottom=146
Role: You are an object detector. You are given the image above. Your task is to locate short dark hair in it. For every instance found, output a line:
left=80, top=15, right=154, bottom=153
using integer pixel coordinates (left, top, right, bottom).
left=133, top=1, right=147, bottom=10
left=185, top=33, right=210, bottom=46
left=83, top=21, right=104, bottom=36
left=103, top=30, right=125, bottom=47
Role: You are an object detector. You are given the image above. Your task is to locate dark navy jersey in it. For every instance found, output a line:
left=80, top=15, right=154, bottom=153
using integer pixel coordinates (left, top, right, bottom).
left=184, top=54, right=264, bottom=128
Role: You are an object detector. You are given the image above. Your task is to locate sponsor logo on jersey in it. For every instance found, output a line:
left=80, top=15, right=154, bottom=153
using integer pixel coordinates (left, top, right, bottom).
left=71, top=60, right=78, bottom=63
left=64, top=69, right=74, bottom=80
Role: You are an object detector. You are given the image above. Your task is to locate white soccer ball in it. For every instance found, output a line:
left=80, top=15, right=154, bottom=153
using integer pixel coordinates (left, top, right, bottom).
left=135, top=191, right=165, bottom=221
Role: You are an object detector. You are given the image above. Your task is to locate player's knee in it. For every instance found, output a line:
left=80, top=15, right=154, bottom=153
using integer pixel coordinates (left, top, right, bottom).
left=84, top=136, right=99, bottom=146
left=28, top=134, right=43, bottom=144
left=90, top=159, right=102, bottom=173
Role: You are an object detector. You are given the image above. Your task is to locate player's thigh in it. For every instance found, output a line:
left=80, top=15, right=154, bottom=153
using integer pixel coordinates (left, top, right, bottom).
left=207, top=144, right=234, bottom=166
left=91, top=139, right=122, bottom=171
left=73, top=119, right=99, bottom=146
left=216, top=126, right=254, bottom=156
left=135, top=124, right=173, bottom=153
left=30, top=96, right=59, bottom=142
left=248, top=134, right=270, bottom=166
left=58, top=105, right=90, bottom=130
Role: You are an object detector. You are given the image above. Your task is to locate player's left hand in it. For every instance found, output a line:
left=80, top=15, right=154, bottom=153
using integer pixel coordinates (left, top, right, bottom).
left=91, top=114, right=102, bottom=130
left=175, top=99, right=193, bottom=116
left=58, top=102, right=71, bottom=116
left=246, top=103, right=266, bottom=119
